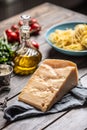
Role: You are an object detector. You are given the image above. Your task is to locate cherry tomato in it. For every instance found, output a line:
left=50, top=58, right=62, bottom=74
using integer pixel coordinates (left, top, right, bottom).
left=31, top=40, right=39, bottom=49
left=11, top=32, right=19, bottom=41
left=30, top=23, right=41, bottom=34
left=15, top=30, right=19, bottom=37
left=5, top=29, right=13, bottom=42
left=18, top=20, right=23, bottom=26
left=5, top=29, right=19, bottom=42
left=5, top=29, right=12, bottom=35
left=29, top=18, right=37, bottom=25
left=12, top=32, right=17, bottom=41
left=11, top=24, right=19, bottom=31
left=15, top=30, right=20, bottom=42
left=30, top=23, right=41, bottom=30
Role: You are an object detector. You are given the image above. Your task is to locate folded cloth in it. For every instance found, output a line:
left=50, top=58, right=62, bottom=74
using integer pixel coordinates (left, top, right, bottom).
left=4, top=84, right=87, bottom=122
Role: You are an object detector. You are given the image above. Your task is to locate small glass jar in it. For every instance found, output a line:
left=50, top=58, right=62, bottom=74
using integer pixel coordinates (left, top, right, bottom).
left=13, top=15, right=42, bottom=75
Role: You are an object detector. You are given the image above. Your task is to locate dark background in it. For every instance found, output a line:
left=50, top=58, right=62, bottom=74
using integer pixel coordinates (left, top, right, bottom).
left=0, top=0, right=87, bottom=21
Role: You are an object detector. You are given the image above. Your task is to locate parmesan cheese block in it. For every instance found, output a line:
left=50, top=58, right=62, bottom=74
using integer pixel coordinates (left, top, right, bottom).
left=18, top=59, right=78, bottom=112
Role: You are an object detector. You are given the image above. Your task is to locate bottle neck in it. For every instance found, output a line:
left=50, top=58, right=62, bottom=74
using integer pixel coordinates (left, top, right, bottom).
left=19, top=15, right=31, bottom=47
left=20, top=25, right=30, bottom=45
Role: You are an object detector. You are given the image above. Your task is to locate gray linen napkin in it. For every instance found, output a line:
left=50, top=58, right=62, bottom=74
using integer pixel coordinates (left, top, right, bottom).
left=4, top=83, right=87, bottom=122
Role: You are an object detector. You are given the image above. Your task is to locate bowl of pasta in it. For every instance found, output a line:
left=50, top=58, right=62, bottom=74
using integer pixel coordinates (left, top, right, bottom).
left=45, top=22, right=87, bottom=56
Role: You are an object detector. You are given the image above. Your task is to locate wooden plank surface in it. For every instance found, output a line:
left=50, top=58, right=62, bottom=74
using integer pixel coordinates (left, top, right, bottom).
left=0, top=96, right=68, bottom=130
left=0, top=2, right=87, bottom=130
left=44, top=108, right=87, bottom=130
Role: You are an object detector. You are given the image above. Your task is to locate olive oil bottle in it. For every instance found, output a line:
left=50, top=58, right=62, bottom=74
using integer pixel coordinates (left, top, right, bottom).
left=13, top=15, right=42, bottom=75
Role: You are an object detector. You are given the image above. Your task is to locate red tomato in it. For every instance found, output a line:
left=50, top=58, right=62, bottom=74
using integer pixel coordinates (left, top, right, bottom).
left=15, top=30, right=20, bottom=42
left=11, top=24, right=19, bottom=31
left=15, top=30, right=19, bottom=37
left=5, top=29, right=19, bottom=42
left=29, top=18, right=37, bottom=25
left=11, top=32, right=19, bottom=41
left=5, top=29, right=12, bottom=35
left=30, top=23, right=41, bottom=30
left=18, top=20, right=23, bottom=26
left=30, top=23, right=41, bottom=34
left=31, top=40, right=39, bottom=49
left=5, top=29, right=13, bottom=42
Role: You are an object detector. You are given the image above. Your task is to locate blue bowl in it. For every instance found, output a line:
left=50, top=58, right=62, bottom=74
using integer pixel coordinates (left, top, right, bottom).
left=45, top=22, right=87, bottom=56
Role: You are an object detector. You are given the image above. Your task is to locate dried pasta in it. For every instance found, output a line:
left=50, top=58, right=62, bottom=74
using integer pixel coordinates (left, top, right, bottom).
left=49, top=24, right=87, bottom=51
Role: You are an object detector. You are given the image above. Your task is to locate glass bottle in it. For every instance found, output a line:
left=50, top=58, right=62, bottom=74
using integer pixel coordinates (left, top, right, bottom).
left=13, top=15, right=42, bottom=75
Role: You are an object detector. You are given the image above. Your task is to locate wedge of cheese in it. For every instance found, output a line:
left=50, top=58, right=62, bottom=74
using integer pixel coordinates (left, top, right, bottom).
left=18, top=59, right=78, bottom=112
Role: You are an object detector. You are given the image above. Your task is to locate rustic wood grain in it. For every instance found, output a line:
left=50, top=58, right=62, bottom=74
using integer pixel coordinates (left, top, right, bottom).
left=0, top=96, right=68, bottom=130
left=0, top=2, right=87, bottom=130
left=44, top=108, right=87, bottom=130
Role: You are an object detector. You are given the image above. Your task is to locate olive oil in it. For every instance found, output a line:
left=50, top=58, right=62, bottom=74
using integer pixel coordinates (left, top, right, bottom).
left=13, top=15, right=42, bottom=75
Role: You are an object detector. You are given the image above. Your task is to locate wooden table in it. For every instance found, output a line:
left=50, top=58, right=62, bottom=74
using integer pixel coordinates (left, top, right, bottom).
left=0, top=2, right=87, bottom=130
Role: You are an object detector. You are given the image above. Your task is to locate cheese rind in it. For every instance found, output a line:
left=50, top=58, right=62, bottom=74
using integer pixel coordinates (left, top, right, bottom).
left=18, top=59, right=78, bottom=112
